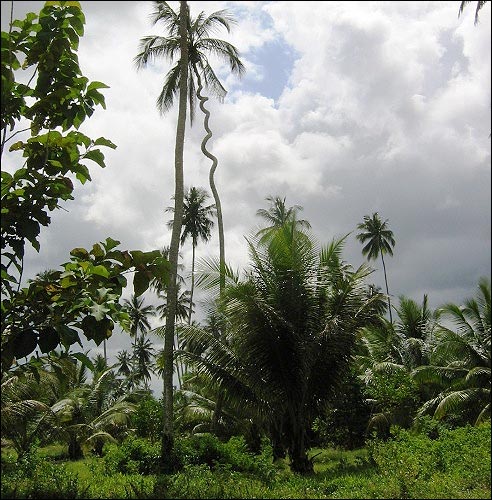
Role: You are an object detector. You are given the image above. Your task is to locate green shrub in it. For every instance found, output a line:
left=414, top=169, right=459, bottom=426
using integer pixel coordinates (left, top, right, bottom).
left=1, top=449, right=84, bottom=499
left=368, top=421, right=491, bottom=498
left=171, top=433, right=277, bottom=480
left=133, top=396, right=163, bottom=443
left=104, top=436, right=160, bottom=475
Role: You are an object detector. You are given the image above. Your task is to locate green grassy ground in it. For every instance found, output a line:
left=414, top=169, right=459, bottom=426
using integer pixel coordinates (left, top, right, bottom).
left=1, top=423, right=490, bottom=499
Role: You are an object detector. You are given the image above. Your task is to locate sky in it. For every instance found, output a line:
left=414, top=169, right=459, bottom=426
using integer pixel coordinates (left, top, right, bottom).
left=1, top=1, right=491, bottom=393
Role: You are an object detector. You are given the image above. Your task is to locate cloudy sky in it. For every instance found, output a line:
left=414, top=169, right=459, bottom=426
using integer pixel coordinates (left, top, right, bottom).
left=2, top=1, right=491, bottom=391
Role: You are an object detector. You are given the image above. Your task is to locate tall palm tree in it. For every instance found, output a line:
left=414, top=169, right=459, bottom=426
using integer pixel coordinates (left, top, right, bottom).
left=413, top=278, right=491, bottom=425
left=356, top=212, right=396, bottom=323
left=256, top=195, right=311, bottom=243
left=135, top=1, right=243, bottom=471
left=178, top=226, right=384, bottom=473
left=167, top=186, right=216, bottom=324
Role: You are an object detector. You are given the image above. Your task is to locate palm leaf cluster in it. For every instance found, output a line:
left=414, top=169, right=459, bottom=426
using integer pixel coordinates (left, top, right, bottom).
left=178, top=224, right=384, bottom=472
left=1, top=353, right=143, bottom=459
left=413, top=278, right=491, bottom=425
left=134, top=1, right=245, bottom=123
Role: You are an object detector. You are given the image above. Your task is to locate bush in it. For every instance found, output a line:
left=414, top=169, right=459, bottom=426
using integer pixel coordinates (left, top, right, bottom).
left=368, top=421, right=491, bottom=498
left=1, top=449, right=84, bottom=499
left=104, top=436, right=160, bottom=475
left=133, top=396, right=163, bottom=443
left=172, top=433, right=277, bottom=480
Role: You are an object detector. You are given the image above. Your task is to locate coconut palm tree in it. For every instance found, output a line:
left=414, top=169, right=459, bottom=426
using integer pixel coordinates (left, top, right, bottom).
left=167, top=186, right=216, bottom=324
left=256, top=195, right=311, bottom=243
left=412, top=278, right=491, bottom=426
left=135, top=2, right=241, bottom=469
left=123, top=294, right=155, bottom=343
left=356, top=212, right=396, bottom=323
left=134, top=0, right=244, bottom=301
left=132, top=337, right=155, bottom=391
left=178, top=225, right=384, bottom=473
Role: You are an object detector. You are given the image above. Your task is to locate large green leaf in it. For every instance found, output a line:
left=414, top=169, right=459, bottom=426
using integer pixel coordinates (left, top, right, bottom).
left=38, top=326, right=60, bottom=353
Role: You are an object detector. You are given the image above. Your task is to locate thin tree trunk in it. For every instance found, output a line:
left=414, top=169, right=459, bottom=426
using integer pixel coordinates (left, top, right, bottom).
left=160, top=0, right=189, bottom=474
left=195, top=71, right=226, bottom=295
left=195, top=68, right=226, bottom=434
left=188, top=242, right=196, bottom=325
left=381, top=252, right=393, bottom=323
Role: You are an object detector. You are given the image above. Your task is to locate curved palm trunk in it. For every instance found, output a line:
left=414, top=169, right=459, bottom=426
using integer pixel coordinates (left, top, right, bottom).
left=160, top=0, right=189, bottom=474
left=195, top=69, right=226, bottom=435
left=195, top=72, right=226, bottom=296
left=380, top=252, right=393, bottom=324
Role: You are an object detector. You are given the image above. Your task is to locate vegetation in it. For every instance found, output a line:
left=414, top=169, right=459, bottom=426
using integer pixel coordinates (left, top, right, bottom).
left=1, top=1, right=489, bottom=499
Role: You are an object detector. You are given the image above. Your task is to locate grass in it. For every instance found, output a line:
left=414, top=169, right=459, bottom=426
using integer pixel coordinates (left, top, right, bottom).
left=1, top=423, right=490, bottom=499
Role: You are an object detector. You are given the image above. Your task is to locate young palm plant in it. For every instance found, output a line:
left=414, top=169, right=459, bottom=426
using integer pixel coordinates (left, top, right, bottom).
left=356, top=295, right=439, bottom=434
left=178, top=225, right=384, bottom=473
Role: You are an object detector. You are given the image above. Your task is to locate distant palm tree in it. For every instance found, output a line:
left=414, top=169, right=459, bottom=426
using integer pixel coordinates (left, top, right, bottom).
left=256, top=195, right=311, bottom=243
left=459, top=0, right=489, bottom=24
left=122, top=294, right=155, bottom=381
left=167, top=187, right=216, bottom=324
left=155, top=283, right=194, bottom=324
left=356, top=212, right=396, bottom=323
left=116, top=349, right=134, bottom=389
left=132, top=337, right=155, bottom=390
left=123, top=294, right=155, bottom=343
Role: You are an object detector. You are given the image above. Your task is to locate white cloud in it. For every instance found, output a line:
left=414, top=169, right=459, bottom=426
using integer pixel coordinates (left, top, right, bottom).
left=2, top=1, right=490, bottom=376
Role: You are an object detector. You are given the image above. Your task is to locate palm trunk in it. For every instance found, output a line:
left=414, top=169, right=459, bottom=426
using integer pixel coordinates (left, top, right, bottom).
left=380, top=252, right=393, bottom=323
left=195, top=68, right=226, bottom=433
left=188, top=242, right=196, bottom=325
left=160, top=0, right=189, bottom=474
left=194, top=71, right=226, bottom=296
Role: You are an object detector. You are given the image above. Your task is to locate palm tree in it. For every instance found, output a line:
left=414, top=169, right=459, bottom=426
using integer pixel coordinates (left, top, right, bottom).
left=135, top=1, right=243, bottom=471
left=412, top=278, right=491, bottom=425
left=256, top=195, right=311, bottom=243
left=122, top=294, right=155, bottom=343
left=51, top=367, right=138, bottom=459
left=132, top=336, right=155, bottom=390
left=122, top=294, right=155, bottom=385
left=356, top=295, right=439, bottom=434
left=356, top=212, right=396, bottom=323
left=167, top=186, right=216, bottom=324
left=178, top=226, right=384, bottom=473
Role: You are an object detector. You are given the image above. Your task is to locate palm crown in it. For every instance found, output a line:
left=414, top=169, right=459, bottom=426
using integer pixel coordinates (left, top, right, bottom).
left=134, top=1, right=245, bottom=123
left=356, top=212, right=395, bottom=261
